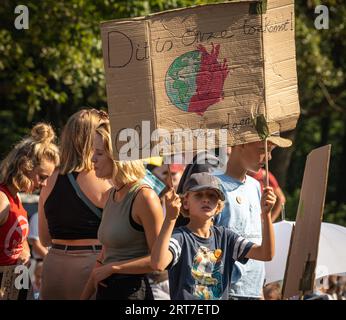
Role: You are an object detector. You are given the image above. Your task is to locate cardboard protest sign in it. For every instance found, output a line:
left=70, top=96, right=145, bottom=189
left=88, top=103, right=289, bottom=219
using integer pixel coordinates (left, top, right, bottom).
left=101, top=0, right=300, bottom=160
left=282, top=145, right=331, bottom=299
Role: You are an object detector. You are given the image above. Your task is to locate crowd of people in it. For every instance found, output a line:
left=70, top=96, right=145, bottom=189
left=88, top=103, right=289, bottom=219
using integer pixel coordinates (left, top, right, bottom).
left=1, top=108, right=345, bottom=300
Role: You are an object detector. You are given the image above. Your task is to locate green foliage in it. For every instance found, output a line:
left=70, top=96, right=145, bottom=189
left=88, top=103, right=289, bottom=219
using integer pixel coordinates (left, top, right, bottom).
left=252, top=114, right=270, bottom=140
left=324, top=202, right=346, bottom=226
left=0, top=0, right=225, bottom=156
left=286, top=0, right=346, bottom=225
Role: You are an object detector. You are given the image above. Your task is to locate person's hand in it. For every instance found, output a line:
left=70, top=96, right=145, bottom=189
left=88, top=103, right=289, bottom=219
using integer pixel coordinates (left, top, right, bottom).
left=261, top=187, right=276, bottom=216
left=17, top=250, right=31, bottom=266
left=91, top=263, right=113, bottom=288
left=164, top=188, right=181, bottom=221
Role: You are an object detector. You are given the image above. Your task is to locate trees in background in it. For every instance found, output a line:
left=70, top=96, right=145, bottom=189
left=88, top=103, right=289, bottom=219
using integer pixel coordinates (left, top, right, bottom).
left=273, top=0, right=346, bottom=224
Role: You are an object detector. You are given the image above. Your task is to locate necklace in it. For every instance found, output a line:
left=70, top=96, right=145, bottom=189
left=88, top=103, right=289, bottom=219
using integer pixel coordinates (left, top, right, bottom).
left=115, top=183, right=127, bottom=192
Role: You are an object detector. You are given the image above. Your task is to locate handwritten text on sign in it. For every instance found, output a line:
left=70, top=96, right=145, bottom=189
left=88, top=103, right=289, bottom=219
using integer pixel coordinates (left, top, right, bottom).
left=107, top=15, right=293, bottom=68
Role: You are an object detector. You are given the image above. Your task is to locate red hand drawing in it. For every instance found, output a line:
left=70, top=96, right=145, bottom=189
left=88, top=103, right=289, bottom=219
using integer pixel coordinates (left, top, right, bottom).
left=188, top=43, right=229, bottom=116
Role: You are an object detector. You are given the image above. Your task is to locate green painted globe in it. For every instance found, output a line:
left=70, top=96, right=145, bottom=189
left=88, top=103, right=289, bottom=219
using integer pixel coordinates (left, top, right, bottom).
left=165, top=50, right=201, bottom=112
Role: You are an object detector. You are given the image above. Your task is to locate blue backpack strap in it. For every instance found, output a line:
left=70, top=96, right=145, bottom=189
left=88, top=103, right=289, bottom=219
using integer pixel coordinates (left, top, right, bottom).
left=67, top=173, right=102, bottom=220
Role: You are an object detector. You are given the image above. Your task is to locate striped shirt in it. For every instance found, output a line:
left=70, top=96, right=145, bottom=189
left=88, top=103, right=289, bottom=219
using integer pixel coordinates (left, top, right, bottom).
left=168, top=225, right=254, bottom=300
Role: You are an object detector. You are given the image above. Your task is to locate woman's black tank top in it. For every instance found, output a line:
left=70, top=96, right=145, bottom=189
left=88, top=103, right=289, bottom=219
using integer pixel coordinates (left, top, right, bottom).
left=44, top=172, right=102, bottom=239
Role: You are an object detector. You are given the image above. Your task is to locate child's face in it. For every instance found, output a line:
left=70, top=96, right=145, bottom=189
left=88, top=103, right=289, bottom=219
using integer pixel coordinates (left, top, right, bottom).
left=184, top=189, right=220, bottom=219
left=152, top=165, right=183, bottom=191
left=241, top=141, right=276, bottom=172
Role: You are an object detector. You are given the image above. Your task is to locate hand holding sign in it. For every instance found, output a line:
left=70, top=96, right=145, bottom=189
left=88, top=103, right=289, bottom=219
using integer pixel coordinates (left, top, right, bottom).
left=164, top=187, right=181, bottom=221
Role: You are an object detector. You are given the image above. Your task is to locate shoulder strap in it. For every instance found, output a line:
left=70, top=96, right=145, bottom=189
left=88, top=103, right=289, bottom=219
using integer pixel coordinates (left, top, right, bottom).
left=67, top=173, right=102, bottom=220
left=129, top=184, right=152, bottom=232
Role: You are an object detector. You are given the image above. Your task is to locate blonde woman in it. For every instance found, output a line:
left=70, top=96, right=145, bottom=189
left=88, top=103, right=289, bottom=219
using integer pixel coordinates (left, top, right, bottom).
left=39, top=109, right=112, bottom=300
left=0, top=123, right=59, bottom=300
left=81, top=121, right=163, bottom=300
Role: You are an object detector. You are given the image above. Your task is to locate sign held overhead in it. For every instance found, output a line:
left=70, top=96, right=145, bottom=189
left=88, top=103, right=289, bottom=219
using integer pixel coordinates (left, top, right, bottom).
left=101, top=0, right=300, bottom=160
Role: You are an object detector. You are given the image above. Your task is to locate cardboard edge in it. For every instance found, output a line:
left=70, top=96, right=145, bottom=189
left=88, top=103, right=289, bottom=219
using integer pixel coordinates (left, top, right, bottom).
left=282, top=145, right=332, bottom=299
left=282, top=223, right=295, bottom=299
left=298, top=145, right=331, bottom=297
left=306, top=144, right=331, bottom=275
left=262, top=0, right=299, bottom=134
left=146, top=20, right=158, bottom=129
left=305, top=145, right=331, bottom=206
left=260, top=2, right=267, bottom=122
left=100, top=1, right=258, bottom=27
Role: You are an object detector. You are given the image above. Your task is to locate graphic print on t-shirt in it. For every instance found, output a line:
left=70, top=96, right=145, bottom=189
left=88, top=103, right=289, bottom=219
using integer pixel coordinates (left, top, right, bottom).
left=4, top=215, right=29, bottom=259
left=191, top=245, right=223, bottom=299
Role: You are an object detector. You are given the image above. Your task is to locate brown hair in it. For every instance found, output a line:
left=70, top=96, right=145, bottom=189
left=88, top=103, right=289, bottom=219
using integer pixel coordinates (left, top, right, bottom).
left=95, top=121, right=146, bottom=184
left=0, top=123, right=59, bottom=192
left=180, top=191, right=224, bottom=218
left=59, top=108, right=108, bottom=174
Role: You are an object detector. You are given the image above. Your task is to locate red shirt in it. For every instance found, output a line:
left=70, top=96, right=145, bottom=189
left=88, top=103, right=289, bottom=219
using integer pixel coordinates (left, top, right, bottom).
left=0, top=184, right=29, bottom=265
left=248, top=169, right=279, bottom=192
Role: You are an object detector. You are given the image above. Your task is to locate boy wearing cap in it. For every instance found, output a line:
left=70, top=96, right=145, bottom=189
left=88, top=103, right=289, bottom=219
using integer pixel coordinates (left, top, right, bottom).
left=151, top=172, right=276, bottom=300
left=214, top=134, right=291, bottom=300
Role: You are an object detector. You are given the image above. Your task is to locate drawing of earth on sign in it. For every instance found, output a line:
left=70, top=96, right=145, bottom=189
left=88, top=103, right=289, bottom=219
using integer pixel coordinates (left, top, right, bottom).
left=165, top=43, right=229, bottom=116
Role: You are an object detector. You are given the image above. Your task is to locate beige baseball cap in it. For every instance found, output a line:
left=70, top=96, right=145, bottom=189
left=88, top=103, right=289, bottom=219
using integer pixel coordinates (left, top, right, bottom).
left=183, top=172, right=225, bottom=201
left=267, top=132, right=292, bottom=148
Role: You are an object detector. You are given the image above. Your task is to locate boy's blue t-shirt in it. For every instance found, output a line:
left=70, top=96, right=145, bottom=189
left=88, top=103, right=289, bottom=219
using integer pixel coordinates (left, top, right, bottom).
left=214, top=174, right=264, bottom=298
left=168, top=225, right=254, bottom=300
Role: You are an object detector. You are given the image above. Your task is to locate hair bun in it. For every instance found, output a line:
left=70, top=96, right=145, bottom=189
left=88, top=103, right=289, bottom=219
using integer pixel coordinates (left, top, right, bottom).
left=31, top=123, right=56, bottom=144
